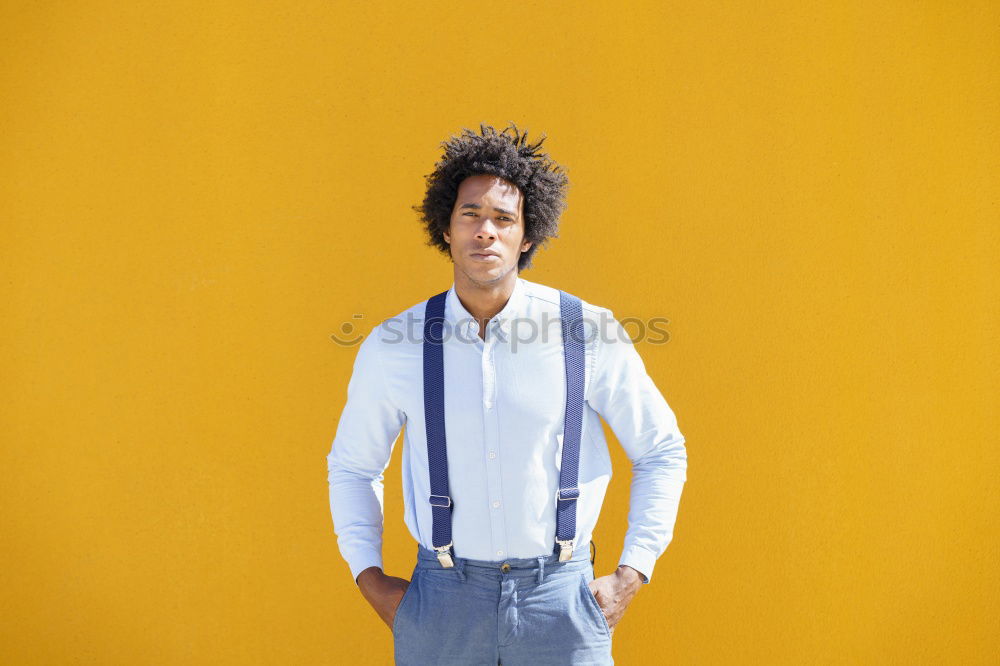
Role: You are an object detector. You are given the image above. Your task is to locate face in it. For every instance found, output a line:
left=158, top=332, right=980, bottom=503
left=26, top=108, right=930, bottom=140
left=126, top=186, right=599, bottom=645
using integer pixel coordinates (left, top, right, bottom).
left=443, top=174, right=533, bottom=286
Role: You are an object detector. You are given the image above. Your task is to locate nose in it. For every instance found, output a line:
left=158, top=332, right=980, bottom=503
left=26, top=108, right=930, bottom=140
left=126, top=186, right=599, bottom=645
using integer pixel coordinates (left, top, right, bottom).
left=475, top=217, right=498, bottom=240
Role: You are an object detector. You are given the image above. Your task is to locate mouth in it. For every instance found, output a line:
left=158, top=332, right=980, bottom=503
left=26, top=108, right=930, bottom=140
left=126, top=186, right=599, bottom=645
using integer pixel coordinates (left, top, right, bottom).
left=470, top=252, right=500, bottom=261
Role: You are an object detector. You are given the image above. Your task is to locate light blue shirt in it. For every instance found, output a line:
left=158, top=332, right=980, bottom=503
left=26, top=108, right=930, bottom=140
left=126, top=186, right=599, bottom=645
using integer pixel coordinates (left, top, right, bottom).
left=326, top=277, right=687, bottom=583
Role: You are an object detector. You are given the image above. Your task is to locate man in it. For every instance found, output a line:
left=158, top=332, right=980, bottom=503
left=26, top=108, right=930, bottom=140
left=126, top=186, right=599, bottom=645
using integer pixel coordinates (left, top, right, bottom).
left=327, top=123, right=688, bottom=665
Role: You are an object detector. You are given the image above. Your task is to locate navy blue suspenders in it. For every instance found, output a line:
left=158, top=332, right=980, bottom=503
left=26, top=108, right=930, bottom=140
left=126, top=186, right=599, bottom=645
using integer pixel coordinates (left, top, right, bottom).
left=556, top=290, right=586, bottom=561
left=421, top=289, right=586, bottom=568
left=422, top=291, right=454, bottom=566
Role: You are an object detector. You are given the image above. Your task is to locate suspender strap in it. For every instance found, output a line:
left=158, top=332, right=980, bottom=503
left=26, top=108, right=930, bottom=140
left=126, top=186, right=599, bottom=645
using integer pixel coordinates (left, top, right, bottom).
left=423, top=290, right=454, bottom=567
left=556, top=290, right=585, bottom=561
left=421, top=287, right=587, bottom=567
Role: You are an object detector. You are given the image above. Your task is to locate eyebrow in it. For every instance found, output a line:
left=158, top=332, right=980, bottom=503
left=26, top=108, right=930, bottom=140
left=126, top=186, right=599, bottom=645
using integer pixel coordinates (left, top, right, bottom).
left=458, top=203, right=518, bottom=216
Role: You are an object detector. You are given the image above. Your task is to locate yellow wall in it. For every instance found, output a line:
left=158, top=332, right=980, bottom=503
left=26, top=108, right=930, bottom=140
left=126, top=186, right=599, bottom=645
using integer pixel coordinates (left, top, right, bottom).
left=2, top=1, right=997, bottom=663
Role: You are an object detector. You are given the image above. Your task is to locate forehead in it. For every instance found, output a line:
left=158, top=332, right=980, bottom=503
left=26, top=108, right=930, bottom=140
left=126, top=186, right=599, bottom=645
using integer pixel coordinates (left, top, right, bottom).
left=455, top=174, right=523, bottom=208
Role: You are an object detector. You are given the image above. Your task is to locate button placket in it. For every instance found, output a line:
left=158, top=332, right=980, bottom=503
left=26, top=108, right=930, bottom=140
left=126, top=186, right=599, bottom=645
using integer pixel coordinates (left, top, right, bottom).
left=481, top=325, right=506, bottom=560
left=482, top=333, right=495, bottom=409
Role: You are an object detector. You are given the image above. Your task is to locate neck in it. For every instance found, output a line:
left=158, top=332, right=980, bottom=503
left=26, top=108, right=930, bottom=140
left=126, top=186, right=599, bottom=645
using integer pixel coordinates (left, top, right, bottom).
left=452, top=267, right=519, bottom=323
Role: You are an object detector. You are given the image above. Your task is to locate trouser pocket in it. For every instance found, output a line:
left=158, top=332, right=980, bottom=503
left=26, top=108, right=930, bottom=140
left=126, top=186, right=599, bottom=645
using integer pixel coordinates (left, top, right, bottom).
left=391, top=569, right=421, bottom=637
left=579, top=572, right=613, bottom=638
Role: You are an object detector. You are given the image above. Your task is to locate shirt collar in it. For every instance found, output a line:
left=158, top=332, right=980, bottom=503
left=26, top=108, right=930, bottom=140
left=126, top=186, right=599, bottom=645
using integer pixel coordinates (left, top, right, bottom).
left=445, top=276, right=528, bottom=334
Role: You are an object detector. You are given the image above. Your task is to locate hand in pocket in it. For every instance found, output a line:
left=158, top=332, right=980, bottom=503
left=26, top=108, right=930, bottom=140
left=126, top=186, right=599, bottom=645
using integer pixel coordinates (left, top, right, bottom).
left=357, top=567, right=412, bottom=629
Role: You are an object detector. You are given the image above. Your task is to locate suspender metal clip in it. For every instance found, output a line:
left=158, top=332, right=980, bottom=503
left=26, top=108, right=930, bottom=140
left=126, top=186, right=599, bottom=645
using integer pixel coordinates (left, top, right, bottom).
left=433, top=543, right=455, bottom=568
left=557, top=539, right=574, bottom=561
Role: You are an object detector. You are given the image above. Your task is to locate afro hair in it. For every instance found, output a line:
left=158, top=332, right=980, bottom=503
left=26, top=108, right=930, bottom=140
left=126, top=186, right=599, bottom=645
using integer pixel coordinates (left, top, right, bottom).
left=414, top=122, right=570, bottom=271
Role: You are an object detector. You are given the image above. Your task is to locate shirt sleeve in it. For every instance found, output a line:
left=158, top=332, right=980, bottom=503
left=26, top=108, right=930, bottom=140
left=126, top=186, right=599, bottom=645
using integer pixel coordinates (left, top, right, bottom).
left=326, top=324, right=405, bottom=583
left=586, top=311, right=688, bottom=584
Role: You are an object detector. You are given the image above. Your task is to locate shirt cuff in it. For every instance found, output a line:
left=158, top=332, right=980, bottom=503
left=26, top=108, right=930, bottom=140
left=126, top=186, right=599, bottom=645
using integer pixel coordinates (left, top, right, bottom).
left=345, top=549, right=384, bottom=585
left=618, top=545, right=657, bottom=584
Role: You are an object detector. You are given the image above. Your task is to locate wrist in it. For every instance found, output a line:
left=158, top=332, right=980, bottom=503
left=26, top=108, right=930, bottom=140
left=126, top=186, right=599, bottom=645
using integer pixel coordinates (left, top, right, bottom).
left=616, top=564, right=646, bottom=588
left=356, top=565, right=384, bottom=588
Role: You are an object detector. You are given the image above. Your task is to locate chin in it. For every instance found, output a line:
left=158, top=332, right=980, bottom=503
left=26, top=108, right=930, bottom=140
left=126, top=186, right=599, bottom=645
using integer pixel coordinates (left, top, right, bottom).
left=464, top=266, right=507, bottom=284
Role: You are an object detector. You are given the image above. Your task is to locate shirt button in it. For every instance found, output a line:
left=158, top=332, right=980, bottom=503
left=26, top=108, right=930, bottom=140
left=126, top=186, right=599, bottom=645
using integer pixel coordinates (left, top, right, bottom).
left=488, top=450, right=496, bottom=459
left=492, top=500, right=501, bottom=508
left=497, top=550, right=504, bottom=557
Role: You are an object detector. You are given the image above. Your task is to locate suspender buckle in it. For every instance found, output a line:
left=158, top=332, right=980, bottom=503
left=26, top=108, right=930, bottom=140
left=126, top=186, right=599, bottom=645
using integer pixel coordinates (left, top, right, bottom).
left=434, top=543, right=455, bottom=568
left=557, top=487, right=580, bottom=501
left=429, top=494, right=452, bottom=508
left=557, top=539, right=574, bottom=561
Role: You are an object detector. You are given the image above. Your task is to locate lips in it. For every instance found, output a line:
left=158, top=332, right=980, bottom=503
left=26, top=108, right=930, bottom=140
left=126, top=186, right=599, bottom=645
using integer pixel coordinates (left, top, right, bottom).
left=471, top=251, right=500, bottom=260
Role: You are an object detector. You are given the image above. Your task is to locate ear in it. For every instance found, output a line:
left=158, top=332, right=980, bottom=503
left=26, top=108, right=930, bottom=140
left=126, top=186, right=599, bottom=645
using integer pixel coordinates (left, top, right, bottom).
left=521, top=240, right=533, bottom=252
left=443, top=230, right=451, bottom=244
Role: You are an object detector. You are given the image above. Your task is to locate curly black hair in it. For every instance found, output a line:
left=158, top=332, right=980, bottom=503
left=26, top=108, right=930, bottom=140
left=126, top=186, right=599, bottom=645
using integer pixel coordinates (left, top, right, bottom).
left=414, top=122, right=570, bottom=271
